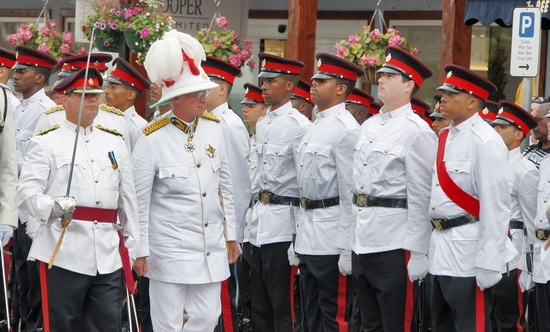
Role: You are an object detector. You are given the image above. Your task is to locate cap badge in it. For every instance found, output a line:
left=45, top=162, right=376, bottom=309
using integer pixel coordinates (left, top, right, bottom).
left=88, top=78, right=94, bottom=85
left=482, top=107, right=489, bottom=115
left=112, top=63, right=117, bottom=72
left=498, top=107, right=504, bottom=115
left=244, top=87, right=249, bottom=94
left=317, top=58, right=322, bottom=68
left=94, top=61, right=99, bottom=67
left=385, top=53, right=392, bottom=62
left=435, top=101, right=440, bottom=110
left=261, top=59, right=266, bottom=68
left=15, top=51, right=19, bottom=59
left=447, top=71, right=452, bottom=78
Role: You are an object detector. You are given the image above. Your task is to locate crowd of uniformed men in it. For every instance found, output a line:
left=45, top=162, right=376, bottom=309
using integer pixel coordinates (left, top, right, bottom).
left=1, top=28, right=550, bottom=332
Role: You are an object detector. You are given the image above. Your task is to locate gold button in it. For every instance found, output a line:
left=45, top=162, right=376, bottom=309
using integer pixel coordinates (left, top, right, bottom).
left=358, top=208, right=362, bottom=211
left=450, top=137, right=454, bottom=141
left=545, top=199, right=548, bottom=203
left=268, top=121, right=272, bottom=124
left=94, top=220, right=98, bottom=225
left=263, top=160, right=267, bottom=164
left=384, top=149, right=388, bottom=153
left=86, top=139, right=89, bottom=143
left=472, top=123, right=476, bottom=127
left=442, top=159, right=446, bottom=163
left=96, top=200, right=100, bottom=204
left=305, top=141, right=308, bottom=145
left=264, top=140, right=268, bottom=144
left=299, top=186, right=302, bottom=190
left=381, top=122, right=386, bottom=125
left=197, top=163, right=201, bottom=168
left=248, top=159, right=251, bottom=162
left=206, top=251, right=211, bottom=256
left=455, top=168, right=459, bottom=172
left=263, top=180, right=267, bottom=184
left=132, top=113, right=136, bottom=117
left=314, top=150, right=318, bottom=154
left=300, top=163, right=303, bottom=167
left=95, top=179, right=98, bottom=183
left=337, top=112, right=341, bottom=115
left=407, top=113, right=411, bottom=116
left=431, top=206, right=435, bottom=210
left=275, top=150, right=279, bottom=155
left=27, top=136, right=30, bottom=140
left=436, top=183, right=440, bottom=186
left=172, top=173, right=175, bottom=177
left=369, top=139, right=373, bottom=143
left=40, top=217, right=45, bottom=222
left=360, top=185, right=364, bottom=189
left=17, top=127, right=20, bottom=131
left=363, top=162, right=367, bottom=166
left=202, top=192, right=207, bottom=197
left=204, top=221, right=209, bottom=227
left=91, top=158, right=94, bottom=162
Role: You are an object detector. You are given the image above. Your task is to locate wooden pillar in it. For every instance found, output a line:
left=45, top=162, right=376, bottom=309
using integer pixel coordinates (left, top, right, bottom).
left=129, top=52, right=148, bottom=119
left=287, top=0, right=318, bottom=81
left=440, top=0, right=471, bottom=84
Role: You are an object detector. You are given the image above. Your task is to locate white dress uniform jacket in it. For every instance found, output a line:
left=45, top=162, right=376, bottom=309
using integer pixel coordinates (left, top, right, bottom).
left=16, top=120, right=139, bottom=276
left=351, top=103, right=435, bottom=254
left=428, top=114, right=512, bottom=277
left=211, top=103, right=251, bottom=243
left=249, top=101, right=311, bottom=246
left=244, top=135, right=259, bottom=243
left=533, top=156, right=550, bottom=283
left=503, top=147, right=538, bottom=273
left=132, top=111, right=236, bottom=284
left=0, top=86, right=18, bottom=228
left=123, top=105, right=146, bottom=152
left=0, top=83, right=20, bottom=111
left=295, top=103, right=358, bottom=254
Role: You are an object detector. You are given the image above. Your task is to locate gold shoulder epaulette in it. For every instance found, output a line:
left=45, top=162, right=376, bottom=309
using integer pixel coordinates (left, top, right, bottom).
left=95, top=124, right=123, bottom=137
left=142, top=117, right=170, bottom=136
left=44, top=105, right=64, bottom=114
left=99, top=104, right=124, bottom=116
left=36, top=124, right=60, bottom=136
left=200, top=112, right=220, bottom=123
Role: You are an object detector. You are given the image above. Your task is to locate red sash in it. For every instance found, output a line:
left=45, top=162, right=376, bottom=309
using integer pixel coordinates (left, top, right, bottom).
left=436, top=129, right=480, bottom=218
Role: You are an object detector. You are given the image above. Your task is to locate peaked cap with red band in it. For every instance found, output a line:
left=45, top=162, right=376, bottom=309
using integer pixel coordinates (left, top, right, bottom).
left=479, top=100, right=499, bottom=122
left=12, top=45, right=57, bottom=71
left=53, top=67, right=104, bottom=95
left=411, top=97, right=431, bottom=116
left=493, top=100, right=537, bottom=136
left=313, top=52, right=365, bottom=82
left=202, top=56, right=241, bottom=85
left=346, top=87, right=374, bottom=108
left=377, top=46, right=432, bottom=88
left=0, top=48, right=16, bottom=69
left=291, top=79, right=315, bottom=106
left=369, top=101, right=382, bottom=115
left=241, top=82, right=264, bottom=104
left=438, top=64, right=497, bottom=101
left=106, top=57, right=150, bottom=93
left=258, top=52, right=304, bottom=79
left=59, top=53, right=113, bottom=77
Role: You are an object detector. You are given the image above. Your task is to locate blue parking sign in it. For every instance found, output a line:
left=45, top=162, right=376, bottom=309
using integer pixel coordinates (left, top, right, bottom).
left=520, top=12, right=535, bottom=37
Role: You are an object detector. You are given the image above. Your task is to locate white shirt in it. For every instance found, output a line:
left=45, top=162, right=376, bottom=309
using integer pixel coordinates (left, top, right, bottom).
left=428, top=113, right=512, bottom=277
left=533, top=156, right=550, bottom=283
left=132, top=111, right=236, bottom=284
left=351, top=103, right=436, bottom=255
left=295, top=103, right=358, bottom=254
left=0, top=86, right=18, bottom=228
left=249, top=101, right=311, bottom=246
left=243, top=135, right=259, bottom=243
left=0, top=83, right=20, bottom=111
left=210, top=103, right=251, bottom=243
left=17, top=120, right=139, bottom=276
left=124, top=105, right=147, bottom=152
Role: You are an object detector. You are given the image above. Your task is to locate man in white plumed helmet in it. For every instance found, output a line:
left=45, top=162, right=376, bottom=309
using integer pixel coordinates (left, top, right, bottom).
left=132, top=30, right=240, bottom=332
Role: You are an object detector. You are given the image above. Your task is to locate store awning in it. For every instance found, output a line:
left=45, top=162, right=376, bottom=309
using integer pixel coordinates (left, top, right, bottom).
left=465, top=0, right=550, bottom=29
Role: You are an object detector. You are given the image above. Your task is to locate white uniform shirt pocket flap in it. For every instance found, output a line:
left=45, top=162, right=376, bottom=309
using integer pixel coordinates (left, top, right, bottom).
left=265, top=143, right=288, bottom=156
left=98, top=157, right=114, bottom=170
left=372, top=142, right=404, bottom=156
left=211, top=158, right=221, bottom=172
left=56, top=156, right=87, bottom=169
left=158, top=166, right=188, bottom=179
left=445, top=160, right=471, bottom=174
left=305, top=142, right=331, bottom=157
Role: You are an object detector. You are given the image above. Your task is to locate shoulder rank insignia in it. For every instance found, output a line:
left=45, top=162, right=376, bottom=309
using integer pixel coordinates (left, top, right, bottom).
left=99, top=104, right=124, bottom=116
left=44, top=105, right=64, bottom=114
left=36, top=124, right=60, bottom=136
left=95, top=124, right=123, bottom=137
left=200, top=112, right=220, bottom=123
left=142, top=117, right=170, bottom=136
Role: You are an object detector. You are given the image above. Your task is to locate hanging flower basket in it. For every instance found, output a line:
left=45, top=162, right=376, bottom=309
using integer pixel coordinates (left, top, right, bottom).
left=94, top=32, right=120, bottom=52
left=123, top=30, right=148, bottom=53
left=360, top=66, right=381, bottom=85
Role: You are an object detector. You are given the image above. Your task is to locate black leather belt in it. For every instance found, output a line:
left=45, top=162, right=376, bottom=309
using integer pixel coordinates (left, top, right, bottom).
left=259, top=191, right=300, bottom=206
left=509, top=220, right=524, bottom=230
left=352, top=194, right=407, bottom=209
left=300, top=196, right=339, bottom=210
left=536, top=229, right=550, bottom=240
left=431, top=214, right=478, bottom=231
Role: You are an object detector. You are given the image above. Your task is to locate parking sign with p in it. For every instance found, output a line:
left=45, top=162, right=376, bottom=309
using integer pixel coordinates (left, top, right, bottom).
left=520, top=12, right=535, bottom=37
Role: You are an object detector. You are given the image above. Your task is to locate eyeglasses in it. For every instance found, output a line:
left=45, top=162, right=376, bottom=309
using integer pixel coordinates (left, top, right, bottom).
left=191, top=90, right=210, bottom=99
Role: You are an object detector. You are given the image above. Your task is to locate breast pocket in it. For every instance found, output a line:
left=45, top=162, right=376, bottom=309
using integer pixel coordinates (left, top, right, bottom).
left=303, top=142, right=332, bottom=181
left=97, top=157, right=120, bottom=191
left=369, top=142, right=404, bottom=179
left=445, top=160, right=472, bottom=193
left=265, top=143, right=290, bottom=177
left=158, top=166, right=188, bottom=195
left=56, top=156, right=89, bottom=190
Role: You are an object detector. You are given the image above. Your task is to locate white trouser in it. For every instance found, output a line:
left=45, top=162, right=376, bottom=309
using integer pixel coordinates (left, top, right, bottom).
left=150, top=279, right=222, bottom=332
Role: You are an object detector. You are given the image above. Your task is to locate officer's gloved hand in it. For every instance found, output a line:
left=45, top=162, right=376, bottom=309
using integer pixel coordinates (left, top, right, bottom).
left=287, top=243, right=299, bottom=266
left=338, top=249, right=352, bottom=275
left=407, top=251, right=429, bottom=281
left=476, top=268, right=502, bottom=290
left=0, top=225, right=13, bottom=246
left=518, top=270, right=535, bottom=292
left=51, top=196, right=76, bottom=220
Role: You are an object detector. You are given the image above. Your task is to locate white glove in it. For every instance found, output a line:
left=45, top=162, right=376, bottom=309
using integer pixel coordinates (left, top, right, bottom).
left=50, top=195, right=76, bottom=219
left=518, top=270, right=534, bottom=292
left=407, top=251, right=429, bottom=281
left=287, top=243, right=299, bottom=266
left=476, top=268, right=502, bottom=291
left=338, top=249, right=352, bottom=275
left=51, top=201, right=64, bottom=218
left=0, top=225, right=13, bottom=246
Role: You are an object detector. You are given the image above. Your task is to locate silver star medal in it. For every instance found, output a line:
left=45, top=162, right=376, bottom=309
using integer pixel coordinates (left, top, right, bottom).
left=185, top=133, right=196, bottom=152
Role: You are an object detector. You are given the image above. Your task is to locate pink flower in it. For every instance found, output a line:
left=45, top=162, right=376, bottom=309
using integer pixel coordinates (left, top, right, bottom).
left=7, top=34, right=17, bottom=45
left=247, top=59, right=256, bottom=69
left=78, top=46, right=86, bottom=55
left=387, top=28, right=396, bottom=34
left=62, top=31, right=73, bottom=44
left=20, top=30, right=33, bottom=42
left=215, top=16, right=229, bottom=28
left=228, top=55, right=241, bottom=67
left=244, top=39, right=252, bottom=48
left=140, top=28, right=150, bottom=38
left=20, top=24, right=29, bottom=31
left=132, top=7, right=140, bottom=15
left=239, top=50, right=250, bottom=60
left=37, top=43, right=50, bottom=54
left=231, top=31, right=238, bottom=40
left=336, top=45, right=347, bottom=57
left=213, top=37, right=222, bottom=47
left=61, top=43, right=71, bottom=53
left=232, top=44, right=241, bottom=53
left=348, top=35, right=360, bottom=44
left=389, top=35, right=402, bottom=46
left=40, top=26, right=50, bottom=36
left=411, top=47, right=420, bottom=56
left=48, top=20, right=57, bottom=28
left=370, top=29, right=381, bottom=40
left=333, top=42, right=339, bottom=50
left=51, top=30, right=59, bottom=37
left=124, top=9, right=133, bottom=19
left=366, top=55, right=379, bottom=66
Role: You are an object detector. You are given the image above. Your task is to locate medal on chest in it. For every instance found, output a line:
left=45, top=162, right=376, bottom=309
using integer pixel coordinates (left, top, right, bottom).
left=185, top=133, right=196, bottom=152
left=171, top=117, right=199, bottom=152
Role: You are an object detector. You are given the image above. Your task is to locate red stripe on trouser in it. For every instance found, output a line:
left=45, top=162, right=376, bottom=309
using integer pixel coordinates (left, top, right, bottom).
left=336, top=273, right=348, bottom=332
left=221, top=279, right=234, bottom=332
left=404, top=251, right=414, bottom=332
left=476, top=287, right=485, bottom=332
left=290, top=265, right=298, bottom=330
left=39, top=262, right=51, bottom=332
left=516, top=272, right=525, bottom=332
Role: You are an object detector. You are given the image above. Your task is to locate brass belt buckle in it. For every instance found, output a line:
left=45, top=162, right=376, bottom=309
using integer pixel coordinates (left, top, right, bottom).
left=260, top=192, right=269, bottom=205
left=432, top=219, right=444, bottom=232
left=537, top=229, right=546, bottom=240
left=300, top=197, right=308, bottom=210
left=356, top=195, right=366, bottom=207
